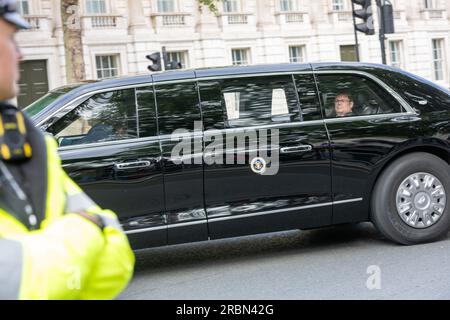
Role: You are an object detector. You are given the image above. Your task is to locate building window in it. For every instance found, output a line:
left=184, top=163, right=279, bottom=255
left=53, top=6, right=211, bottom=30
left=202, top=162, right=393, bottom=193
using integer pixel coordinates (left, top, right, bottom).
left=289, top=46, right=306, bottom=63
left=17, top=0, right=29, bottom=15
left=232, top=48, right=250, bottom=65
left=332, top=0, right=345, bottom=11
left=389, top=41, right=403, bottom=69
left=96, top=55, right=119, bottom=79
left=167, top=51, right=189, bottom=69
left=86, top=0, right=106, bottom=14
left=432, top=39, right=445, bottom=81
left=157, top=0, right=175, bottom=12
left=424, top=0, right=437, bottom=9
left=223, top=0, right=239, bottom=13
left=340, top=45, right=358, bottom=62
left=280, top=0, right=294, bottom=11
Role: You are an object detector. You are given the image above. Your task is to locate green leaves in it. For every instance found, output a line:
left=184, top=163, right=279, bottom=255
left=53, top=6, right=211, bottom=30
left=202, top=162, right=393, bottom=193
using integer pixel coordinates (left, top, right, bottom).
left=198, top=0, right=220, bottom=15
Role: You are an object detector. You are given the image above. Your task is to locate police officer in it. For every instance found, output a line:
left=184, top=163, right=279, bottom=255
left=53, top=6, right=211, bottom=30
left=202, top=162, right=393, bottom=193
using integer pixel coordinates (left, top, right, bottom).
left=0, top=0, right=135, bottom=299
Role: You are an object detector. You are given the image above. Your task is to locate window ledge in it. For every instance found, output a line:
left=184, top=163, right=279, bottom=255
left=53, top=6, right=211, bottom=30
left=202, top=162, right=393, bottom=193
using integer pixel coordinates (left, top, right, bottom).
left=217, top=12, right=254, bottom=17
left=150, top=12, right=192, bottom=17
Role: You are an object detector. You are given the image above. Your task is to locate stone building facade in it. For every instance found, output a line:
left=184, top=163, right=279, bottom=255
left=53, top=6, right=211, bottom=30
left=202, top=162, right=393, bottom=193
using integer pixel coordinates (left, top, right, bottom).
left=15, top=0, right=450, bottom=107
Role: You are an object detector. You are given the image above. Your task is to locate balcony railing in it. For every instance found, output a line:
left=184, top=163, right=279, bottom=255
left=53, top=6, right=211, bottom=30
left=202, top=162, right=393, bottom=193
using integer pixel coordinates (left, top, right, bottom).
left=162, top=14, right=186, bottom=26
left=91, top=15, right=117, bottom=28
left=285, top=13, right=304, bottom=23
left=218, top=12, right=254, bottom=28
left=227, top=14, right=248, bottom=24
left=422, top=9, right=447, bottom=19
left=328, top=10, right=354, bottom=25
left=82, top=14, right=123, bottom=29
left=151, top=13, right=191, bottom=29
left=337, top=11, right=353, bottom=22
left=24, top=16, right=41, bottom=30
left=275, top=11, right=308, bottom=25
left=20, top=15, right=51, bottom=31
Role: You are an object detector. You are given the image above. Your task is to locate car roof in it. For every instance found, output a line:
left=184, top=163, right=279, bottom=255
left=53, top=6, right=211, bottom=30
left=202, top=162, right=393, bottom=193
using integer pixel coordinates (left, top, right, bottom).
left=32, top=62, right=402, bottom=123
left=62, top=62, right=397, bottom=93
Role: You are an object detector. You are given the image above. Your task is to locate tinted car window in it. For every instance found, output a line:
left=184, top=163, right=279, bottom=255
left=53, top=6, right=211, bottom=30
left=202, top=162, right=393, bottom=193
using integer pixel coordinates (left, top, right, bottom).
left=294, top=74, right=322, bottom=121
left=155, top=82, right=201, bottom=135
left=199, top=75, right=301, bottom=129
left=49, top=89, right=138, bottom=146
left=381, top=69, right=450, bottom=112
left=136, top=86, right=158, bottom=137
left=316, top=74, right=404, bottom=118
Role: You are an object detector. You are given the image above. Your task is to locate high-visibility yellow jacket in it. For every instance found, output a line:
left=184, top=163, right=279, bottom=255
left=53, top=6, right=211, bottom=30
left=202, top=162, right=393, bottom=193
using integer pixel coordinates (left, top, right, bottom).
left=0, top=115, right=135, bottom=300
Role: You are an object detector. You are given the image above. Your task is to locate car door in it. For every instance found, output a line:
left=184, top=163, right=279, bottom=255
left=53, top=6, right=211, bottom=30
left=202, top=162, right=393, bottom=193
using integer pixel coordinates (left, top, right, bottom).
left=198, top=70, right=332, bottom=240
left=314, top=69, right=421, bottom=225
left=43, top=85, right=166, bottom=249
left=152, top=72, right=208, bottom=245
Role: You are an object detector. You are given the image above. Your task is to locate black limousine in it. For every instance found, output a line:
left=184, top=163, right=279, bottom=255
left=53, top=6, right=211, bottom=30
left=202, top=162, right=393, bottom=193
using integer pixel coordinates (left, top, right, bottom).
left=25, top=63, right=450, bottom=248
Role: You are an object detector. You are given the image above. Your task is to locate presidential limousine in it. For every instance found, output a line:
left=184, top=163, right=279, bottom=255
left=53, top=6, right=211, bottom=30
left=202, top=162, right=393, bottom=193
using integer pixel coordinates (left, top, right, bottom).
left=25, top=62, right=450, bottom=248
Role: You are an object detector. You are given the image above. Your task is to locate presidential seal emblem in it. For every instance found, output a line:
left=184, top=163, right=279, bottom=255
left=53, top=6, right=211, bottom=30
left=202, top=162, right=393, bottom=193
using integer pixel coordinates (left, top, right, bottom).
left=250, top=157, right=267, bottom=175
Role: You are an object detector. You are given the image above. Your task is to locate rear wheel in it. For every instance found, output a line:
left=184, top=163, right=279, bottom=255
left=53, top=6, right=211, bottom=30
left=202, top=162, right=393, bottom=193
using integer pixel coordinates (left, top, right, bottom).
left=371, top=152, right=450, bottom=245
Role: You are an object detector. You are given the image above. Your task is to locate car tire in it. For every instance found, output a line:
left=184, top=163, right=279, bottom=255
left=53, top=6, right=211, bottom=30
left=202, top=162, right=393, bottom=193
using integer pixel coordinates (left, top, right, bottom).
left=371, top=152, right=450, bottom=245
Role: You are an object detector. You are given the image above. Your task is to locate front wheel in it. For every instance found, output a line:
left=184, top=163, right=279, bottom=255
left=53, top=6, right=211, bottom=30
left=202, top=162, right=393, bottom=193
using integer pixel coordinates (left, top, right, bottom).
left=371, top=152, right=450, bottom=245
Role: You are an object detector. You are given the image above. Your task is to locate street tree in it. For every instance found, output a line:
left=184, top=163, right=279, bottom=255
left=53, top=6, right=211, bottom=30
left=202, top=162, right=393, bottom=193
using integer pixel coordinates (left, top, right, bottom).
left=60, top=0, right=220, bottom=84
left=61, top=0, right=86, bottom=83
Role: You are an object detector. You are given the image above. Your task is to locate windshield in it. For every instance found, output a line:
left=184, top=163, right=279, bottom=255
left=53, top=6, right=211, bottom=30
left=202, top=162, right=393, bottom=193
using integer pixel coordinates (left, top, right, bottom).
left=22, top=84, right=86, bottom=118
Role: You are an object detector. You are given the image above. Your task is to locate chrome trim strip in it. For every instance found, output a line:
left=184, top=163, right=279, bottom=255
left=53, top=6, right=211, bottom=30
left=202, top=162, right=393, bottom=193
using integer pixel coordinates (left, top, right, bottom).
left=167, top=219, right=208, bottom=229
left=123, top=198, right=364, bottom=235
left=58, top=135, right=160, bottom=152
left=205, top=119, right=326, bottom=136
left=196, top=71, right=312, bottom=81
left=324, top=112, right=412, bottom=124
left=334, top=198, right=364, bottom=205
left=125, top=225, right=167, bottom=235
left=209, top=202, right=334, bottom=223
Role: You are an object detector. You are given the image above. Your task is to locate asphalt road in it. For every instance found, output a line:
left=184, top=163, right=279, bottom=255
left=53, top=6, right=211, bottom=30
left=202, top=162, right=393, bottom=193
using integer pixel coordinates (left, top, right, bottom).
left=119, top=223, right=450, bottom=300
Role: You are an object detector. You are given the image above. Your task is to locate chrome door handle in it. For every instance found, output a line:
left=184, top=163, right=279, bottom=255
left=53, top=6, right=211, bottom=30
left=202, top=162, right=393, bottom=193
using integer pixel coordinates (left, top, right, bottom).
left=114, top=161, right=152, bottom=170
left=280, top=145, right=313, bottom=154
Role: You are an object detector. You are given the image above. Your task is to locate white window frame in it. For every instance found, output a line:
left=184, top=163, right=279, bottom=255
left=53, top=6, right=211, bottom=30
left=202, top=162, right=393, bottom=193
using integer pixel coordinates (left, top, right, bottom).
left=223, top=0, right=241, bottom=13
left=289, top=45, right=306, bottom=63
left=432, top=39, right=446, bottom=81
left=167, top=51, right=189, bottom=69
left=280, top=0, right=296, bottom=12
left=95, top=55, right=120, bottom=79
left=389, top=40, right=403, bottom=69
left=424, top=0, right=437, bottom=9
left=332, top=0, right=345, bottom=11
left=86, top=0, right=107, bottom=14
left=16, top=0, right=30, bottom=15
left=231, top=48, right=250, bottom=66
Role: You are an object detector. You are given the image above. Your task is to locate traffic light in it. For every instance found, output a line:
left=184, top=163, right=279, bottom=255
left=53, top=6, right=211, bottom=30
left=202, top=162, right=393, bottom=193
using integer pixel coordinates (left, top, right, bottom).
left=352, top=0, right=375, bottom=35
left=382, top=2, right=395, bottom=34
left=146, top=47, right=183, bottom=72
left=146, top=52, right=162, bottom=72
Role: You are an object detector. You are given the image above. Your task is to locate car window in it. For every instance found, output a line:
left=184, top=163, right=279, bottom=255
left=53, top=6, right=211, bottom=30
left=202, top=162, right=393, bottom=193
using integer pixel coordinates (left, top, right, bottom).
left=316, top=74, right=404, bottom=119
left=294, top=74, right=322, bottom=121
left=48, top=89, right=138, bottom=147
left=199, top=75, right=301, bottom=129
left=380, top=69, right=450, bottom=112
left=154, top=82, right=201, bottom=135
